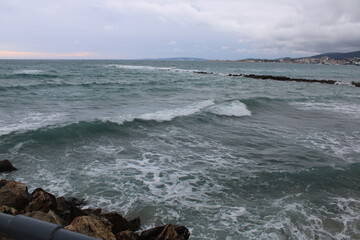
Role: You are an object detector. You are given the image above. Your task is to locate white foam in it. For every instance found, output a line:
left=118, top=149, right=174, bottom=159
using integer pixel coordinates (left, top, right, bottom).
left=14, top=69, right=44, bottom=74
left=208, top=100, right=251, bottom=117
left=0, top=112, right=67, bottom=136
left=335, top=81, right=352, bottom=86
left=137, top=100, right=215, bottom=122
left=296, top=131, right=360, bottom=162
left=292, top=101, right=360, bottom=118
left=105, top=64, right=197, bottom=74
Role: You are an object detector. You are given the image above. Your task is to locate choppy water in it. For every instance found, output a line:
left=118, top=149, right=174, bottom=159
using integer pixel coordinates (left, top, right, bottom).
left=1, top=60, right=360, bottom=239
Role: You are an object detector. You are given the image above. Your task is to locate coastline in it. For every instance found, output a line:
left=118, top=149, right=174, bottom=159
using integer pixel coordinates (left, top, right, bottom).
left=0, top=160, right=190, bottom=240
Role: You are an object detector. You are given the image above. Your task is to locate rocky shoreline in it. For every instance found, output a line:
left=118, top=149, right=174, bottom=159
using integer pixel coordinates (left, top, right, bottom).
left=0, top=160, right=190, bottom=240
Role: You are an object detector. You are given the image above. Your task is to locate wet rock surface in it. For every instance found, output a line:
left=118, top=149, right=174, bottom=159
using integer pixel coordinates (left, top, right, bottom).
left=0, top=160, right=17, bottom=173
left=0, top=178, right=190, bottom=240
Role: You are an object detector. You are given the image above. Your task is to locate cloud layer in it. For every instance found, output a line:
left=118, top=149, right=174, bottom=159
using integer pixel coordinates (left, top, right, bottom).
left=1, top=0, right=360, bottom=59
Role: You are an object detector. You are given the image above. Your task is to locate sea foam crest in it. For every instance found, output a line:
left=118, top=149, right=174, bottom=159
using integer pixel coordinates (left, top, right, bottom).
left=0, top=112, right=67, bottom=136
left=13, top=69, right=44, bottom=74
left=137, top=100, right=215, bottom=122
left=105, top=64, right=196, bottom=73
left=208, top=100, right=251, bottom=117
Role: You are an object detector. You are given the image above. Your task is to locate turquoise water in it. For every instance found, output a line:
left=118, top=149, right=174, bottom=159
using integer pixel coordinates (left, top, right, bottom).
left=0, top=60, right=360, bottom=239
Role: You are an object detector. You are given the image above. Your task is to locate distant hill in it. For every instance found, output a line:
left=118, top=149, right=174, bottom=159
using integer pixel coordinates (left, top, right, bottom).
left=311, top=50, right=360, bottom=59
left=142, top=57, right=207, bottom=61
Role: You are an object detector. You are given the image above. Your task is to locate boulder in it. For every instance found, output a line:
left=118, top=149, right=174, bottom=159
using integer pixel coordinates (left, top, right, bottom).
left=127, top=217, right=141, bottom=232
left=102, top=212, right=140, bottom=234
left=0, top=180, right=30, bottom=211
left=83, top=208, right=102, bottom=217
left=140, top=224, right=190, bottom=240
left=56, top=196, right=86, bottom=225
left=116, top=230, right=140, bottom=240
left=25, top=188, right=57, bottom=213
left=0, top=205, right=18, bottom=215
left=0, top=160, right=17, bottom=172
left=65, top=216, right=116, bottom=240
left=24, top=210, right=63, bottom=225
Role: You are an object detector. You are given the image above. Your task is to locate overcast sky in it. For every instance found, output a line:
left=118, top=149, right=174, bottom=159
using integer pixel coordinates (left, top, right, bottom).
left=1, top=0, right=360, bottom=59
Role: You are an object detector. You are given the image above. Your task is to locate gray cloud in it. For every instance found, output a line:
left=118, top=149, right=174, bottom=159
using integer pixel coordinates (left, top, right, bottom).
left=1, top=0, right=359, bottom=59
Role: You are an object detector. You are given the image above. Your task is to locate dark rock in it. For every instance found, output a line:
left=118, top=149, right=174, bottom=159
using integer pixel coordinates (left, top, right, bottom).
left=127, top=217, right=141, bottom=232
left=102, top=211, right=128, bottom=233
left=240, top=73, right=338, bottom=86
left=56, top=196, right=86, bottom=225
left=0, top=180, right=30, bottom=210
left=0, top=179, right=8, bottom=188
left=0, top=205, right=18, bottom=215
left=25, top=188, right=57, bottom=213
left=0, top=160, right=17, bottom=172
left=83, top=208, right=102, bottom=217
left=24, top=210, right=63, bottom=225
left=65, top=215, right=116, bottom=240
left=352, top=81, right=360, bottom=87
left=116, top=230, right=140, bottom=240
left=193, top=71, right=213, bottom=75
left=140, top=224, right=190, bottom=240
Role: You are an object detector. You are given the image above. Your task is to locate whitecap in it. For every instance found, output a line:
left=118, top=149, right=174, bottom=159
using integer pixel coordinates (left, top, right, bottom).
left=291, top=101, right=360, bottom=118
left=137, top=100, right=215, bottom=122
left=208, top=100, right=251, bottom=117
left=0, top=112, right=67, bottom=136
left=13, top=69, right=44, bottom=74
left=104, top=64, right=197, bottom=74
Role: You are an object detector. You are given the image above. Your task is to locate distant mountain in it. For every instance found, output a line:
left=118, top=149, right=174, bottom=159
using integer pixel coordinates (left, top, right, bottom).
left=142, top=57, right=207, bottom=61
left=310, top=50, right=360, bottom=59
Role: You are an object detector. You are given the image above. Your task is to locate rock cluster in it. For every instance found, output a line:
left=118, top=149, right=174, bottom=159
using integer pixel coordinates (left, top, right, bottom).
left=0, top=161, right=190, bottom=240
left=191, top=70, right=360, bottom=88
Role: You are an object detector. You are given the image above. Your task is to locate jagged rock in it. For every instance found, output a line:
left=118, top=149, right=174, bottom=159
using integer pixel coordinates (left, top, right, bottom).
left=0, top=205, right=18, bottom=215
left=140, top=224, right=190, bottom=240
left=25, top=188, right=57, bottom=213
left=24, top=210, right=63, bottom=225
left=83, top=208, right=102, bottom=217
left=127, top=217, right=141, bottom=232
left=0, top=180, right=30, bottom=210
left=116, top=230, right=140, bottom=240
left=0, top=160, right=17, bottom=172
left=65, top=216, right=116, bottom=240
left=56, top=196, right=86, bottom=225
left=101, top=212, right=132, bottom=233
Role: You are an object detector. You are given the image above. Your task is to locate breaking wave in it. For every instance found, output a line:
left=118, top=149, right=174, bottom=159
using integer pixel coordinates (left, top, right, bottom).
left=208, top=100, right=251, bottom=117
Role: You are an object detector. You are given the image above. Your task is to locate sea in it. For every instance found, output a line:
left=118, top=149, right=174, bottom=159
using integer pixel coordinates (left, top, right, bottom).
left=0, top=60, right=359, bottom=239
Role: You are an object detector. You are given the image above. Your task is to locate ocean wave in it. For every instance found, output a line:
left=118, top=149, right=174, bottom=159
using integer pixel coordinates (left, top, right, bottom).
left=137, top=100, right=215, bottom=122
left=208, top=100, right=251, bottom=117
left=3, top=69, right=60, bottom=79
left=0, top=81, right=129, bottom=91
left=0, top=112, right=67, bottom=136
left=291, top=101, right=360, bottom=118
left=105, top=64, right=197, bottom=73
left=0, top=100, right=252, bottom=138
left=13, top=69, right=45, bottom=74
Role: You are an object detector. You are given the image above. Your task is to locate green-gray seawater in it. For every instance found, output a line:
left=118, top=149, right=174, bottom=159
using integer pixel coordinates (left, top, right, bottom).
left=0, top=60, right=359, bottom=239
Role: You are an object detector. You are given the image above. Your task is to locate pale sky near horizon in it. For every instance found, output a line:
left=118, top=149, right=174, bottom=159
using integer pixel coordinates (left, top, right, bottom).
left=1, top=0, right=360, bottom=59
